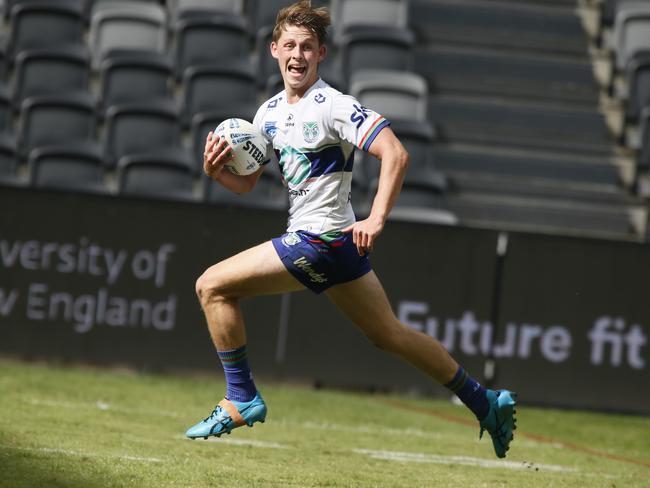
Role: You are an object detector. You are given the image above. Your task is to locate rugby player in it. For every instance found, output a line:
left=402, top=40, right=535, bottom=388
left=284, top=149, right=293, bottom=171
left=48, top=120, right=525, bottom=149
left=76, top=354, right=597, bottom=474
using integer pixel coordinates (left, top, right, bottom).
left=186, top=0, right=516, bottom=458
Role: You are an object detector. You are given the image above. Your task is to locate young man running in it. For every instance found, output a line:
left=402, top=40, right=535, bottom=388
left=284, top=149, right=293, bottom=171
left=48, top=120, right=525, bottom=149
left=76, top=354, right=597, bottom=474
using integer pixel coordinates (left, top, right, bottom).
left=185, top=0, right=516, bottom=458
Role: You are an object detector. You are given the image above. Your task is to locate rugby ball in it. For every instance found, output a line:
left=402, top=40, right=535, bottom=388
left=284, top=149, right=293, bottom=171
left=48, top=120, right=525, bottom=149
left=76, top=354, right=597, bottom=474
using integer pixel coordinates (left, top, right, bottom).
left=214, top=118, right=267, bottom=176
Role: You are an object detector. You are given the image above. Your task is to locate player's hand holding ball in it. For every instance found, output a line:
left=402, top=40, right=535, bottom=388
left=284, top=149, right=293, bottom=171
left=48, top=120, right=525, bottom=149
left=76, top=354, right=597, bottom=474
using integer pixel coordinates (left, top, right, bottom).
left=203, top=118, right=266, bottom=179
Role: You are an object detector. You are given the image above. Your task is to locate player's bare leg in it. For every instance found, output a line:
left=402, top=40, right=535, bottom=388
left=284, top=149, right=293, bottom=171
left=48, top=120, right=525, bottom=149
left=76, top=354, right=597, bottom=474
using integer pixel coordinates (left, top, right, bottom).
left=325, top=270, right=459, bottom=383
left=326, top=271, right=517, bottom=458
left=186, top=241, right=304, bottom=439
left=195, top=240, right=304, bottom=351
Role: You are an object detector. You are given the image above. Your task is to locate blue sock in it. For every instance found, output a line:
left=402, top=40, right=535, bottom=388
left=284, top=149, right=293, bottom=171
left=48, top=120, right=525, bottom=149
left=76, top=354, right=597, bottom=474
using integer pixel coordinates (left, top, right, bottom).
left=445, top=367, right=490, bottom=420
left=217, top=345, right=257, bottom=402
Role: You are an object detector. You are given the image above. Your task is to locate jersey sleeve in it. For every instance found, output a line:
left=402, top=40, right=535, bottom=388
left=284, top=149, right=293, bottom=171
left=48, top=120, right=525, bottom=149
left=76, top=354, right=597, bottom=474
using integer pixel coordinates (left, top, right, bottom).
left=252, top=104, right=272, bottom=165
left=330, top=93, right=391, bottom=152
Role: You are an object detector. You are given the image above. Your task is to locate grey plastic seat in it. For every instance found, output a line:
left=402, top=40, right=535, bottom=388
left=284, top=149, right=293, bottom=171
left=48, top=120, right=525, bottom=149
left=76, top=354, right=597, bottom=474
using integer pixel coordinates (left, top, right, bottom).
left=118, top=152, right=196, bottom=201
left=168, top=0, right=244, bottom=20
left=0, top=134, right=17, bottom=183
left=18, top=91, right=96, bottom=158
left=349, top=69, right=429, bottom=121
left=9, top=1, right=84, bottom=57
left=13, top=45, right=90, bottom=109
left=341, top=26, right=414, bottom=84
left=89, top=2, right=168, bottom=69
left=625, top=52, right=650, bottom=121
left=246, top=0, right=295, bottom=33
left=190, top=105, right=258, bottom=172
left=28, top=142, right=106, bottom=192
left=203, top=170, right=287, bottom=210
left=0, top=84, right=12, bottom=133
left=99, top=50, right=173, bottom=110
left=639, top=107, right=650, bottom=169
left=104, top=99, right=182, bottom=166
left=330, top=0, right=408, bottom=39
left=175, top=15, right=249, bottom=78
left=613, top=7, right=650, bottom=70
left=182, top=63, right=257, bottom=125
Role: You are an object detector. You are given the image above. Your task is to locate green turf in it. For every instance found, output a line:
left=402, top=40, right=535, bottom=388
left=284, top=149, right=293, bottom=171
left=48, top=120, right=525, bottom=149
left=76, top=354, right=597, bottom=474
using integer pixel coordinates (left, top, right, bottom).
left=0, top=359, right=648, bottom=487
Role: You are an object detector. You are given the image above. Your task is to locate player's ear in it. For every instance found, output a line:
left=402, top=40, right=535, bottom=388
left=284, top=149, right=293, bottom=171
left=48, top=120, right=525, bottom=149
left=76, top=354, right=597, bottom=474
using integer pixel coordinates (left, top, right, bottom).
left=318, top=43, right=327, bottom=63
left=270, top=42, right=279, bottom=60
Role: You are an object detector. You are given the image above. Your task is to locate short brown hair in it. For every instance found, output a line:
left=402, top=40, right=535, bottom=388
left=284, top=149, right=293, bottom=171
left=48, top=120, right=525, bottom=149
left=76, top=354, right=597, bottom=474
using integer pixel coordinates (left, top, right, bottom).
left=272, top=1, right=331, bottom=46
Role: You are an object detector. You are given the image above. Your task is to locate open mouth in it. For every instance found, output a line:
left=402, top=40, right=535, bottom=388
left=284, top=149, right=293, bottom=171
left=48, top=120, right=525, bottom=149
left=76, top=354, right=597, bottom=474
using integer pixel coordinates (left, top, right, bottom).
left=287, top=65, right=306, bottom=76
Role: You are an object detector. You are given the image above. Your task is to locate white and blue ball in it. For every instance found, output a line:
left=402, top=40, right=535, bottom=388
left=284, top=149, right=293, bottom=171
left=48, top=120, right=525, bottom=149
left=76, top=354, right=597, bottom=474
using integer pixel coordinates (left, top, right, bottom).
left=214, top=118, right=267, bottom=176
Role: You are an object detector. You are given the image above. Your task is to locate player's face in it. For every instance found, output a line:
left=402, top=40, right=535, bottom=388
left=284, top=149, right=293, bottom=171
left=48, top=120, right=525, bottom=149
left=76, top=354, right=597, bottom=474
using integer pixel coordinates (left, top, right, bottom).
left=271, top=25, right=326, bottom=99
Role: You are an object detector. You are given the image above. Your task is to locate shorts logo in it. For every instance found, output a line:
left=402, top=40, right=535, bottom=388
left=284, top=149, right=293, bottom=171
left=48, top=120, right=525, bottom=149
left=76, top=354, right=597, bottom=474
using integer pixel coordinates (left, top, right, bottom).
left=264, top=121, right=277, bottom=137
left=293, top=256, right=328, bottom=283
left=282, top=232, right=301, bottom=247
left=303, top=122, right=319, bottom=143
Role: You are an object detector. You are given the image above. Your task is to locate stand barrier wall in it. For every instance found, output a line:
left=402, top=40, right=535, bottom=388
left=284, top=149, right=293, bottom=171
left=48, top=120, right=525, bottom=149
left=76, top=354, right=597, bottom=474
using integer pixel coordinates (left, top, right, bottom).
left=1, top=187, right=647, bottom=413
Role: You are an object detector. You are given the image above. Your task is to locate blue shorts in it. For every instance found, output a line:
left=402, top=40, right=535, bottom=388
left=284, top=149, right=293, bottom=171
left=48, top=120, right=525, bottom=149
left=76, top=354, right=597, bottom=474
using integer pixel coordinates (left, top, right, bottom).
left=271, top=230, right=372, bottom=294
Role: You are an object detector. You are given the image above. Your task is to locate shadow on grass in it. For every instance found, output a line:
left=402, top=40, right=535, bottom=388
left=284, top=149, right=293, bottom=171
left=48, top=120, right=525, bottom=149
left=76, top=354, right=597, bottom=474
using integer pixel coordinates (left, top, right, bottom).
left=0, top=433, right=141, bottom=488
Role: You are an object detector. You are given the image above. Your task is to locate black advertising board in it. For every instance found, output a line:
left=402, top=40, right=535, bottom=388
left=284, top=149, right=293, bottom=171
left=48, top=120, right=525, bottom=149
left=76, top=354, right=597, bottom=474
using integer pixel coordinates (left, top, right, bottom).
left=1, top=186, right=649, bottom=413
left=496, top=233, right=650, bottom=413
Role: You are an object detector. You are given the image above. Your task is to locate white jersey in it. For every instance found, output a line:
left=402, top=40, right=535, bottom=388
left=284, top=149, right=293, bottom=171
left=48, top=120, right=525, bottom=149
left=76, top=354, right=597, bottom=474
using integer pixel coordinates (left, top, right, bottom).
left=253, top=78, right=390, bottom=234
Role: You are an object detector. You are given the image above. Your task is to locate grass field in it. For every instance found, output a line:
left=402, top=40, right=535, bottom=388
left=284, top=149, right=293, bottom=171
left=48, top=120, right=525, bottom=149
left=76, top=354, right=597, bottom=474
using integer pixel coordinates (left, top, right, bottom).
left=0, top=359, right=648, bottom=487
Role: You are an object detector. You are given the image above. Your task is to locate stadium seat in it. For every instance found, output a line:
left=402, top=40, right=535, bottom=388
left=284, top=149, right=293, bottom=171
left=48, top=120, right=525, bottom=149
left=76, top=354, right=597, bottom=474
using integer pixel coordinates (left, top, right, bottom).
left=203, top=170, right=287, bottom=210
left=0, top=84, right=12, bottom=134
left=117, top=152, right=196, bottom=201
left=182, top=63, right=257, bottom=126
left=613, top=7, right=650, bottom=71
left=18, top=91, right=96, bottom=159
left=340, top=26, right=414, bottom=85
left=349, top=69, right=429, bottom=122
left=89, top=2, right=168, bottom=69
left=12, top=45, right=90, bottom=109
left=8, top=1, right=84, bottom=58
left=601, top=0, right=649, bottom=28
left=0, top=134, right=17, bottom=183
left=625, top=52, right=650, bottom=121
left=246, top=0, right=295, bottom=34
left=190, top=105, right=258, bottom=172
left=104, top=99, right=183, bottom=166
left=639, top=106, right=650, bottom=169
left=98, top=50, right=173, bottom=111
left=330, top=0, right=409, bottom=39
left=28, top=142, right=106, bottom=192
left=174, top=15, right=250, bottom=78
left=168, top=0, right=245, bottom=20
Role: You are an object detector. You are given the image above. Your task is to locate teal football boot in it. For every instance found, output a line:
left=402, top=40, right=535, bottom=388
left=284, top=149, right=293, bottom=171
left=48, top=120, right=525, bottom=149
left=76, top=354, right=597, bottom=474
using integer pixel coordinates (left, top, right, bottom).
left=186, top=392, right=267, bottom=439
left=479, top=389, right=517, bottom=458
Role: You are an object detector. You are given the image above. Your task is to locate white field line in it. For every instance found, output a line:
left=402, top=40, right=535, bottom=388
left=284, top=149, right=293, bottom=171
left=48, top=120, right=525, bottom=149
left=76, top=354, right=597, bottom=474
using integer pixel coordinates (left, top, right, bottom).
left=353, top=448, right=579, bottom=473
left=208, top=438, right=288, bottom=449
left=0, top=444, right=162, bottom=463
left=27, top=398, right=182, bottom=418
left=289, top=420, right=443, bottom=440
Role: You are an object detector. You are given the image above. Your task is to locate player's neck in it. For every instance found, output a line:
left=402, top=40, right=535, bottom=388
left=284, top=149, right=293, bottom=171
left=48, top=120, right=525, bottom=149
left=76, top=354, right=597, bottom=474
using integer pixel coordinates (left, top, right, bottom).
left=284, top=78, right=319, bottom=105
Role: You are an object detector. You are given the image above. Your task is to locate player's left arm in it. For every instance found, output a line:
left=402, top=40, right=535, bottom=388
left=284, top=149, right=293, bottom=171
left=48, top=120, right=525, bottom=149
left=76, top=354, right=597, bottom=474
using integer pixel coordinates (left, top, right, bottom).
left=342, top=127, right=409, bottom=255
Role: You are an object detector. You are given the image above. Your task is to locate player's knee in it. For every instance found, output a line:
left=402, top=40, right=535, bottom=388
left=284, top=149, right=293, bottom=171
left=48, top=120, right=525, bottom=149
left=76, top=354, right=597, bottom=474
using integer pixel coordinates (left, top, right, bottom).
left=195, top=266, right=232, bottom=306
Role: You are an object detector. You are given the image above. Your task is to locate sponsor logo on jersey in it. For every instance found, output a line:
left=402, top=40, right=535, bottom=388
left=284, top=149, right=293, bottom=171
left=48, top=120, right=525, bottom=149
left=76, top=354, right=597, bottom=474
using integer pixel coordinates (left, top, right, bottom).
left=264, top=121, right=277, bottom=137
left=314, top=93, right=326, bottom=104
left=267, top=98, right=281, bottom=109
left=288, top=188, right=310, bottom=197
left=350, top=104, right=370, bottom=129
left=293, top=256, right=328, bottom=283
left=281, top=232, right=302, bottom=247
left=229, top=133, right=253, bottom=145
left=285, top=113, right=295, bottom=128
left=302, top=122, right=319, bottom=143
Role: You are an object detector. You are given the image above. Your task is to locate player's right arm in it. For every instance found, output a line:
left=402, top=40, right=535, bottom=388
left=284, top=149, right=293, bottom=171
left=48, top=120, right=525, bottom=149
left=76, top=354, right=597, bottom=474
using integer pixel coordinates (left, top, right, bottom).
left=203, top=131, right=263, bottom=194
